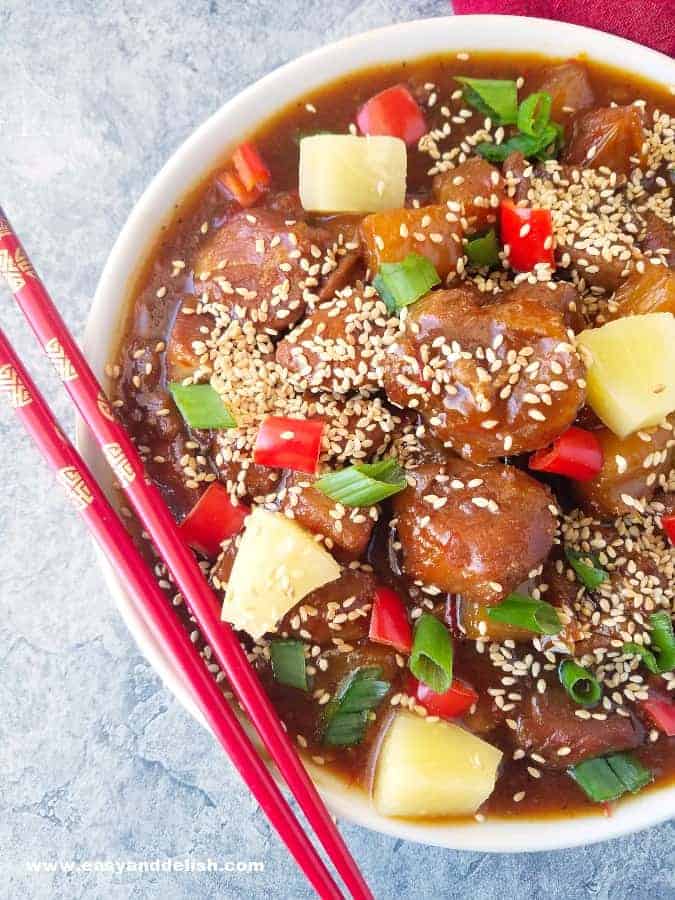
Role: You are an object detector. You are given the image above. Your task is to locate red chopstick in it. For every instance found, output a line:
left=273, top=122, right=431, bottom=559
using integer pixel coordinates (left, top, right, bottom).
left=0, top=208, right=373, bottom=900
left=0, top=328, right=342, bottom=898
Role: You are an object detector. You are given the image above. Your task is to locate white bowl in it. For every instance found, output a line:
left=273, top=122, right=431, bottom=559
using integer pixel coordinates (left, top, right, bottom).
left=79, top=15, right=675, bottom=852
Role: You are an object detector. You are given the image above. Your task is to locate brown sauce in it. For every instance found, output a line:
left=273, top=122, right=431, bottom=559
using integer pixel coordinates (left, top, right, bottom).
left=112, top=50, right=675, bottom=823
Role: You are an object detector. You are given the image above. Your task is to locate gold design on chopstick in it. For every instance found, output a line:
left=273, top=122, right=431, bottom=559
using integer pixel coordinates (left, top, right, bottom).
left=44, top=337, right=78, bottom=382
left=102, top=441, right=136, bottom=488
left=96, top=390, right=115, bottom=421
left=56, top=465, right=94, bottom=511
left=14, top=247, right=36, bottom=279
left=0, top=363, right=32, bottom=408
left=0, top=246, right=35, bottom=292
left=0, top=215, right=11, bottom=239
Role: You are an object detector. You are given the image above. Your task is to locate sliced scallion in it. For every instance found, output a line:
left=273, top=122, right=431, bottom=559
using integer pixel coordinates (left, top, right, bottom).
left=323, top=666, right=390, bottom=746
left=558, top=658, right=602, bottom=708
left=315, top=458, right=407, bottom=507
left=565, top=547, right=608, bottom=590
left=169, top=382, right=237, bottom=430
left=650, top=611, right=675, bottom=673
left=606, top=753, right=653, bottom=793
left=270, top=640, right=308, bottom=691
left=409, top=613, right=453, bottom=694
left=570, top=753, right=653, bottom=803
left=373, top=252, right=440, bottom=313
left=622, top=642, right=660, bottom=675
left=456, top=77, right=518, bottom=124
left=487, top=593, right=562, bottom=636
left=466, top=229, right=500, bottom=268
left=569, top=757, right=627, bottom=803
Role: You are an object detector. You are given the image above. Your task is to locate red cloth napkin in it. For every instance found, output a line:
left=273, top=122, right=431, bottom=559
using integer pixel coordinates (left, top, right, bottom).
left=451, top=0, right=675, bottom=57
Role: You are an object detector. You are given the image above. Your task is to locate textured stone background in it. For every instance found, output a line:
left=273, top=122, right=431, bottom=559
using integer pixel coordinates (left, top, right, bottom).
left=0, top=2, right=673, bottom=898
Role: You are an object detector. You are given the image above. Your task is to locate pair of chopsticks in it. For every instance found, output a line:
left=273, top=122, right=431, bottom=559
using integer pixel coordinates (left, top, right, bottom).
left=0, top=207, right=372, bottom=900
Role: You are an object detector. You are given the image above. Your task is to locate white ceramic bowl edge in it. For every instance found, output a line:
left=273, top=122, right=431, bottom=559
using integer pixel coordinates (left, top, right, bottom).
left=79, top=15, right=675, bottom=851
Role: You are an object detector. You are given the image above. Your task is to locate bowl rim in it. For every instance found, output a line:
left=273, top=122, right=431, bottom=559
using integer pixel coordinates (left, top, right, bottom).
left=79, top=13, right=675, bottom=852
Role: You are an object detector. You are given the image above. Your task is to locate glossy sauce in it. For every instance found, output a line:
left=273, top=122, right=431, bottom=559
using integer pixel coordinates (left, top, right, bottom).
left=113, top=51, right=675, bottom=821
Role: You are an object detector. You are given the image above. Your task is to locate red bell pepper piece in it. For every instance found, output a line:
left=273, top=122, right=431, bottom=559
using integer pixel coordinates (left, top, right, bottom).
left=529, top=426, right=603, bottom=482
left=218, top=142, right=271, bottom=208
left=356, top=84, right=427, bottom=145
left=640, top=696, right=675, bottom=736
left=661, top=514, right=675, bottom=546
left=218, top=171, right=261, bottom=208
left=253, top=416, right=324, bottom=474
left=179, top=482, right=250, bottom=559
left=232, top=142, right=272, bottom=192
left=500, top=199, right=555, bottom=272
left=407, top=674, right=478, bottom=720
left=369, top=586, right=412, bottom=653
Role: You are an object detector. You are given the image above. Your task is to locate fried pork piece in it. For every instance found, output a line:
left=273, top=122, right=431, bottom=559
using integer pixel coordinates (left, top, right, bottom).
left=310, top=393, right=398, bottom=465
left=523, top=160, right=644, bottom=294
left=431, top=157, right=504, bottom=234
left=561, top=238, right=640, bottom=294
left=317, top=214, right=364, bottom=301
left=572, top=420, right=675, bottom=517
left=145, top=432, right=204, bottom=519
left=605, top=264, right=675, bottom=319
left=275, top=286, right=395, bottom=394
left=524, top=60, right=595, bottom=124
left=392, top=460, right=557, bottom=604
left=502, top=151, right=532, bottom=203
left=165, top=309, right=216, bottom=382
left=279, top=472, right=376, bottom=560
left=318, top=250, right=363, bottom=301
left=564, top=105, right=647, bottom=176
left=278, top=569, right=376, bottom=644
left=260, top=642, right=399, bottom=749
left=360, top=204, right=464, bottom=279
left=641, top=211, right=675, bottom=268
left=210, top=446, right=282, bottom=502
left=192, top=209, right=328, bottom=333
left=513, top=687, right=642, bottom=768
left=498, top=279, right=586, bottom=333
left=382, top=284, right=586, bottom=462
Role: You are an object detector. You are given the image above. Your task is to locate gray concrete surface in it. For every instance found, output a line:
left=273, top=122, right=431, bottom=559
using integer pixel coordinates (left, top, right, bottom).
left=0, top=2, right=673, bottom=898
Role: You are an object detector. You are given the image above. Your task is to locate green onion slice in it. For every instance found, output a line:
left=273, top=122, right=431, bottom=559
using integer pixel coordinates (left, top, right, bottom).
left=487, top=593, right=562, bottom=636
left=517, top=91, right=552, bottom=137
left=650, top=611, right=675, bottom=673
left=409, top=613, right=454, bottom=694
left=456, top=77, right=518, bottom=124
left=622, top=642, right=660, bottom=675
left=323, top=666, right=390, bottom=747
left=570, top=753, right=653, bottom=803
left=606, top=753, right=653, bottom=793
left=558, top=659, right=602, bottom=708
left=169, top=382, right=237, bottom=430
left=373, top=253, right=440, bottom=313
left=466, top=229, right=500, bottom=268
left=476, top=122, right=563, bottom=163
left=315, top=458, right=407, bottom=507
left=270, top=640, right=308, bottom=691
left=569, top=757, right=628, bottom=803
left=565, top=547, right=608, bottom=590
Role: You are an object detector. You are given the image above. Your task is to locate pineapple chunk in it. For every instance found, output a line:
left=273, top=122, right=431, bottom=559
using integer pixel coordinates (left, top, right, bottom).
left=299, top=134, right=406, bottom=214
left=577, top=313, right=675, bottom=438
left=222, top=507, right=341, bottom=639
left=372, top=712, right=502, bottom=818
